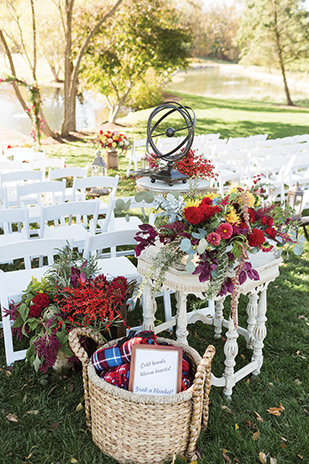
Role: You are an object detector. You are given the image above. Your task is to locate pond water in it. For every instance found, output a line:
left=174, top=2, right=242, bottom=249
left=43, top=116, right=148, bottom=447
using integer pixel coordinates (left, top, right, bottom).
left=0, top=84, right=108, bottom=136
left=1, top=65, right=308, bottom=136
left=166, top=65, right=309, bottom=101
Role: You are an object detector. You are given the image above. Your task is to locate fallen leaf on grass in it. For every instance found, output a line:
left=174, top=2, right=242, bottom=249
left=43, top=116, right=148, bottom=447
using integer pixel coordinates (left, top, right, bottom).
left=297, top=454, right=303, bottom=460
left=244, top=419, right=255, bottom=430
left=259, top=452, right=267, bottom=464
left=298, top=315, right=306, bottom=320
left=294, top=379, right=302, bottom=386
left=270, top=458, right=277, bottom=464
left=75, top=403, right=83, bottom=412
left=254, top=410, right=264, bottom=422
left=6, top=413, right=18, bottom=422
left=253, top=430, right=260, bottom=441
left=235, top=423, right=239, bottom=430
left=71, top=459, right=78, bottom=463
left=280, top=437, right=287, bottom=442
left=221, top=405, right=232, bottom=414
left=223, top=452, right=231, bottom=463
left=26, top=410, right=39, bottom=415
left=48, top=422, right=60, bottom=432
left=267, top=403, right=285, bottom=416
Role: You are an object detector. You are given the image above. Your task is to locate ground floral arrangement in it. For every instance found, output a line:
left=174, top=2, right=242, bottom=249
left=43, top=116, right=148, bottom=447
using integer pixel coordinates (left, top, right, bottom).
left=5, top=246, right=132, bottom=373
left=134, top=178, right=304, bottom=326
left=97, top=130, right=130, bottom=152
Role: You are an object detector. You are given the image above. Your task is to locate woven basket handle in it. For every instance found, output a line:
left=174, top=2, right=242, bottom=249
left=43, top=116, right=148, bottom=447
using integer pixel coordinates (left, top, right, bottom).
left=69, top=327, right=104, bottom=429
left=186, top=344, right=215, bottom=460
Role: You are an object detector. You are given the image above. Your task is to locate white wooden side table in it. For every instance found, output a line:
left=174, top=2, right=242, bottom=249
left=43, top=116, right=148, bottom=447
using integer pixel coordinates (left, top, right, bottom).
left=137, top=247, right=282, bottom=398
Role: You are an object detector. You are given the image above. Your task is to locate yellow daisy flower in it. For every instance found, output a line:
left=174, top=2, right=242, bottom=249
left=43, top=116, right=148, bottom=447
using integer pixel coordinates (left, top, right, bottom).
left=184, top=199, right=201, bottom=208
left=225, top=206, right=240, bottom=225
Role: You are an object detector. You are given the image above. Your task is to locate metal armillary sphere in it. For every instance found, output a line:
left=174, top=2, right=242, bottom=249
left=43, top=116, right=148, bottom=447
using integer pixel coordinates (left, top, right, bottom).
left=146, top=101, right=196, bottom=186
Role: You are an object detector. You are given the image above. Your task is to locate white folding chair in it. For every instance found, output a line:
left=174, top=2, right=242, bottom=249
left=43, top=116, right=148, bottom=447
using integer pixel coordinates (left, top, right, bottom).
left=4, top=147, right=46, bottom=163
left=0, top=170, right=44, bottom=207
left=126, top=139, right=147, bottom=177
left=0, top=159, right=28, bottom=172
left=0, top=238, right=71, bottom=365
left=0, top=208, right=29, bottom=250
left=16, top=180, right=66, bottom=228
left=83, top=229, right=141, bottom=281
left=30, top=157, right=65, bottom=177
left=48, top=166, right=89, bottom=201
left=83, top=230, right=172, bottom=324
left=0, top=187, right=8, bottom=208
left=40, top=199, right=100, bottom=250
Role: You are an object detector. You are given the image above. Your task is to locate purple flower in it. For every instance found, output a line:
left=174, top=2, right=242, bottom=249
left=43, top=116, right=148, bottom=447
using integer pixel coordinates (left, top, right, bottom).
left=134, top=224, right=158, bottom=257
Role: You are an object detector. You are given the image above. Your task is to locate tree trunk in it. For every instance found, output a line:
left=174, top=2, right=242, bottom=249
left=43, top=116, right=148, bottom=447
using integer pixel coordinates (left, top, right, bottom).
left=61, top=0, right=124, bottom=136
left=274, top=5, right=294, bottom=106
left=108, top=85, right=132, bottom=123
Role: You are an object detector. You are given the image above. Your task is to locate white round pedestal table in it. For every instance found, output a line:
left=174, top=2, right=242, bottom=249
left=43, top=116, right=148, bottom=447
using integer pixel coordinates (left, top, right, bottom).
left=136, top=176, right=215, bottom=194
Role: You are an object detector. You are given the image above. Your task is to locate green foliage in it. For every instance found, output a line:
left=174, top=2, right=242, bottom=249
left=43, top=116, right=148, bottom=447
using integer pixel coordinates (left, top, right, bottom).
left=128, top=69, right=165, bottom=111
left=237, top=0, right=309, bottom=104
left=80, top=0, right=192, bottom=122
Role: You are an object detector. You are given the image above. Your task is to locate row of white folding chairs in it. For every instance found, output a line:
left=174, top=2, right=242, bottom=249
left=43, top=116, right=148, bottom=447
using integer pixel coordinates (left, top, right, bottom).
left=0, top=155, right=65, bottom=174
left=0, top=174, right=119, bottom=217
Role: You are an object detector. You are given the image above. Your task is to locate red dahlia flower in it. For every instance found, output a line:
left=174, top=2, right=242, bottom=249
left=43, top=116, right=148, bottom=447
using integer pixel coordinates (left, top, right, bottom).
left=207, top=232, right=221, bottom=246
left=217, top=222, right=233, bottom=239
left=183, top=206, right=205, bottom=225
left=247, top=228, right=265, bottom=247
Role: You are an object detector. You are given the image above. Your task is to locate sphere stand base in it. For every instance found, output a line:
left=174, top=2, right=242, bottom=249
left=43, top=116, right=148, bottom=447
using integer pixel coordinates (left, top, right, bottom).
left=150, top=165, right=190, bottom=186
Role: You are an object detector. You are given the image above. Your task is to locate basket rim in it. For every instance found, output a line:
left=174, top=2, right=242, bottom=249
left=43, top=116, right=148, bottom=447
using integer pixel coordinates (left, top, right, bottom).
left=88, top=336, right=202, bottom=405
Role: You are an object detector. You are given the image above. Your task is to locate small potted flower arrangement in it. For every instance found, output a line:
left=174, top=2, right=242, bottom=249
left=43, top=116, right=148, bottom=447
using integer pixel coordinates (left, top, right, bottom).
left=5, top=246, right=134, bottom=373
left=97, top=130, right=130, bottom=170
left=134, top=178, right=304, bottom=326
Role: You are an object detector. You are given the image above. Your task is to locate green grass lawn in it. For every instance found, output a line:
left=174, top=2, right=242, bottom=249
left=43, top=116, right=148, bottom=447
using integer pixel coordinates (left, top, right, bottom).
left=0, top=242, right=308, bottom=464
left=1, top=94, right=308, bottom=463
left=42, top=92, right=309, bottom=199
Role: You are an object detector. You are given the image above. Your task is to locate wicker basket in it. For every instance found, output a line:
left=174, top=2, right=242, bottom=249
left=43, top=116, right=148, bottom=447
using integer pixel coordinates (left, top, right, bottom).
left=69, top=328, right=215, bottom=464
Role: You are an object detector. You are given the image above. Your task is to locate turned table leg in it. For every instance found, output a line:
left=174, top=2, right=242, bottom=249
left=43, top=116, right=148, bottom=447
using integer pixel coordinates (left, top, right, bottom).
left=142, top=282, right=157, bottom=331
left=246, top=290, right=259, bottom=349
left=252, top=284, right=268, bottom=376
left=214, top=297, right=225, bottom=339
left=223, top=317, right=239, bottom=398
left=175, top=291, right=189, bottom=345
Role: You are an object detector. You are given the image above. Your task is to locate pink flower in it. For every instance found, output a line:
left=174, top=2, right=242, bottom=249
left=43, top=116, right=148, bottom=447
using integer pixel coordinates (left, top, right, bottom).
left=207, top=232, right=221, bottom=246
left=217, top=222, right=233, bottom=239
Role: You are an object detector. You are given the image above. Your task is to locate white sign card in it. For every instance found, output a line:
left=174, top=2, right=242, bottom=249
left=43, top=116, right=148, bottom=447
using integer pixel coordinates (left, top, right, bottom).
left=128, top=344, right=182, bottom=396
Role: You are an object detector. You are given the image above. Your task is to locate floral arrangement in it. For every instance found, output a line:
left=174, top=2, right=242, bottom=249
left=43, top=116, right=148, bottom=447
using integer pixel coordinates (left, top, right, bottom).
left=5, top=246, right=132, bottom=373
left=97, top=130, right=130, bottom=152
left=134, top=179, right=303, bottom=326
left=148, top=148, right=217, bottom=181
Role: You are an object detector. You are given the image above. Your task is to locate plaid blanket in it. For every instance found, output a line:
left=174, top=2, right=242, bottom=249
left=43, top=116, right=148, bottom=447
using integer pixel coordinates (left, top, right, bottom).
left=92, top=331, right=192, bottom=391
left=91, top=331, right=158, bottom=372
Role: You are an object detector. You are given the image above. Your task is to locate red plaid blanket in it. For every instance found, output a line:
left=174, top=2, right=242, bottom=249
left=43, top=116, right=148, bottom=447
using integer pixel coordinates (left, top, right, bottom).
left=92, top=331, right=192, bottom=391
